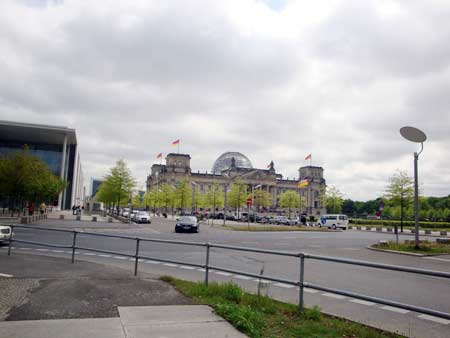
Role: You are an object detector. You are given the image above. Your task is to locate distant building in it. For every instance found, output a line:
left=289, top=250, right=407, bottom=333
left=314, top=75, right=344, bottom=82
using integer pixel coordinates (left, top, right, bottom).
left=90, top=178, right=104, bottom=197
left=0, top=120, right=84, bottom=210
left=147, top=152, right=326, bottom=216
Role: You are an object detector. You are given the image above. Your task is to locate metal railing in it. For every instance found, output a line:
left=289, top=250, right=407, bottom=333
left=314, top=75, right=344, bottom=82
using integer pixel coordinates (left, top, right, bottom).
left=6, top=224, right=450, bottom=320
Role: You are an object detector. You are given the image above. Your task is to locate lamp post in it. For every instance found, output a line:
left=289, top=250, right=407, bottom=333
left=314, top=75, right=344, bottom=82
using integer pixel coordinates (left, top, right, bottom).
left=400, top=126, right=426, bottom=248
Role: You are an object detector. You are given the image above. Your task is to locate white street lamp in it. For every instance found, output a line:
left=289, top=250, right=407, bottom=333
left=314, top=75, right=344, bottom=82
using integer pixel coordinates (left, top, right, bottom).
left=400, top=126, right=427, bottom=248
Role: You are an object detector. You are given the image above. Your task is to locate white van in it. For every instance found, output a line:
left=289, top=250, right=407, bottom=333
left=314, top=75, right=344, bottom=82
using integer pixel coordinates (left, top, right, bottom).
left=318, top=214, right=348, bottom=230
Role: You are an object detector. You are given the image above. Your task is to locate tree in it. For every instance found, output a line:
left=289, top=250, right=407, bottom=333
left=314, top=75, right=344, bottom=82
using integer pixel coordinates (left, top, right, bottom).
left=253, top=189, right=271, bottom=211
left=325, top=186, right=344, bottom=214
left=279, top=190, right=300, bottom=219
left=385, top=170, right=413, bottom=232
left=0, top=146, right=65, bottom=215
left=227, top=178, right=248, bottom=218
left=159, top=183, right=175, bottom=214
left=174, top=179, right=192, bottom=213
left=97, top=160, right=136, bottom=211
left=205, top=183, right=224, bottom=216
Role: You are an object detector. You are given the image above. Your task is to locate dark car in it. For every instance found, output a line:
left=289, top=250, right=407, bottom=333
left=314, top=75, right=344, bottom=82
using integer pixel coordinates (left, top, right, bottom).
left=175, top=216, right=200, bottom=233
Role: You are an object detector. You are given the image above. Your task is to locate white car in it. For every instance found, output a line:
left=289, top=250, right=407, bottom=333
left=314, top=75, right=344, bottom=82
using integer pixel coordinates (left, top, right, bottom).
left=0, top=225, right=12, bottom=243
left=134, top=211, right=151, bottom=224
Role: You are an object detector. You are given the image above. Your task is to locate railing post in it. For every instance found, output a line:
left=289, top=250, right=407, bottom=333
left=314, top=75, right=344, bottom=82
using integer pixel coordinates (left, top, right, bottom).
left=71, top=231, right=77, bottom=263
left=299, top=253, right=305, bottom=311
left=7, top=225, right=14, bottom=256
left=205, top=243, right=210, bottom=286
left=134, top=238, right=140, bottom=276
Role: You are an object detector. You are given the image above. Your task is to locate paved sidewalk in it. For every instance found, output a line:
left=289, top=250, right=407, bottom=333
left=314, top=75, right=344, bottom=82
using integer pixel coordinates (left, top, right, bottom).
left=0, top=305, right=247, bottom=338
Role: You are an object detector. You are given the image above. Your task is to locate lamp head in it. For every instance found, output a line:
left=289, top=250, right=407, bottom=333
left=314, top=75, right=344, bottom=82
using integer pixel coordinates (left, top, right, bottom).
left=400, top=126, right=427, bottom=143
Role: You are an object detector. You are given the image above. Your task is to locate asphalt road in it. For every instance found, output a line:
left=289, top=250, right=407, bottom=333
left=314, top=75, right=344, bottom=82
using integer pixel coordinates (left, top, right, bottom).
left=2, top=217, right=450, bottom=338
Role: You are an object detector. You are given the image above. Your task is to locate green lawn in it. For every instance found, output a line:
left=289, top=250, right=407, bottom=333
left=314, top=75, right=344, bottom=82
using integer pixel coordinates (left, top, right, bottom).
left=161, top=276, right=403, bottom=338
left=224, top=225, right=328, bottom=232
left=372, top=241, right=450, bottom=254
left=351, top=224, right=450, bottom=232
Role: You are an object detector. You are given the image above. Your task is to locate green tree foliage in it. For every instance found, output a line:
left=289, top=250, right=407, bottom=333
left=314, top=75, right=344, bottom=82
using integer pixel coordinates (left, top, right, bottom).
left=253, top=189, right=271, bottom=211
left=0, top=146, right=65, bottom=215
left=205, top=183, right=224, bottom=215
left=325, top=186, right=344, bottom=214
left=385, top=170, right=414, bottom=229
left=96, top=159, right=136, bottom=209
left=159, top=183, right=175, bottom=213
left=279, top=190, right=300, bottom=218
left=228, top=178, right=248, bottom=217
left=174, top=179, right=192, bottom=213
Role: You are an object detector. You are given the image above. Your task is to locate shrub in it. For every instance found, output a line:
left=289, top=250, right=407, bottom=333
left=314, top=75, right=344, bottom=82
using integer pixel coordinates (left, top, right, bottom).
left=349, top=218, right=450, bottom=229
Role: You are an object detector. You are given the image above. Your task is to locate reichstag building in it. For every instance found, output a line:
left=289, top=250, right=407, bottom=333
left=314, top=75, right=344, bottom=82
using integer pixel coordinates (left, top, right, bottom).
left=146, top=152, right=326, bottom=216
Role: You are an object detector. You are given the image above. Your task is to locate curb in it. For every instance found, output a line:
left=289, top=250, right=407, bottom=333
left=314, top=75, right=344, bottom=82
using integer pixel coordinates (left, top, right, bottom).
left=221, top=226, right=336, bottom=233
left=349, top=226, right=450, bottom=238
left=367, top=246, right=447, bottom=257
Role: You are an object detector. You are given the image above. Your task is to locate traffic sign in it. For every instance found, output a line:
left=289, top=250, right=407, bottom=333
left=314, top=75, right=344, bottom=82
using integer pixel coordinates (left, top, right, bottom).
left=246, top=197, right=253, bottom=206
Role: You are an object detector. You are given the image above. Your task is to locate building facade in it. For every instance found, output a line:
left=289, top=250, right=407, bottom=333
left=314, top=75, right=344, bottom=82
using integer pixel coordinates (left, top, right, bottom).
left=147, top=152, right=326, bottom=216
left=0, top=120, right=84, bottom=210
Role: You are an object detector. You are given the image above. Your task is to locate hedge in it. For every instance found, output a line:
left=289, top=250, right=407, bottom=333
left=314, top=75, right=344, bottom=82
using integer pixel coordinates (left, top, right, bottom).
left=349, top=219, right=450, bottom=229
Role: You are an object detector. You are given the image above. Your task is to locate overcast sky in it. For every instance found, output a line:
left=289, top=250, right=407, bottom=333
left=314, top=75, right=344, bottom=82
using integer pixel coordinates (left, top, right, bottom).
left=1, top=0, right=449, bottom=200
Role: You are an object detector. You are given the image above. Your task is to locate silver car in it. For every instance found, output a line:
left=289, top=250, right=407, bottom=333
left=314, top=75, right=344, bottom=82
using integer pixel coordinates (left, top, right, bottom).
left=134, top=211, right=151, bottom=224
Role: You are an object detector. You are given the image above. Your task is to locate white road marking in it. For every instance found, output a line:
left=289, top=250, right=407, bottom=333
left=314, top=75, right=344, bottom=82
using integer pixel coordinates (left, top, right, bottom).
left=197, top=268, right=206, bottom=272
left=273, top=283, right=295, bottom=288
left=417, top=314, right=450, bottom=325
left=234, top=275, right=252, bottom=280
left=215, top=271, right=233, bottom=276
left=322, top=293, right=346, bottom=299
left=350, top=299, right=375, bottom=306
left=143, top=260, right=160, bottom=264
left=36, top=248, right=49, bottom=252
left=304, top=288, right=319, bottom=294
left=113, top=256, right=127, bottom=260
left=163, top=263, right=178, bottom=267
left=51, top=250, right=65, bottom=253
left=380, top=306, right=409, bottom=314
left=424, top=257, right=450, bottom=262
left=83, top=253, right=96, bottom=256
left=0, top=273, right=13, bottom=278
left=99, top=254, right=111, bottom=258
left=179, top=265, right=196, bottom=270
left=19, top=247, right=30, bottom=250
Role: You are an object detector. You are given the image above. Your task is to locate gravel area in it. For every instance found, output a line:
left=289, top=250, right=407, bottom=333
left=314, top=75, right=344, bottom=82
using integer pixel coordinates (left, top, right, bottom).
left=0, top=278, right=39, bottom=320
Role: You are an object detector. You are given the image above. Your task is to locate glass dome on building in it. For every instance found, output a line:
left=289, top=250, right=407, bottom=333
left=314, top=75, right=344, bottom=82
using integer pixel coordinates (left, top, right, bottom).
left=212, top=152, right=253, bottom=174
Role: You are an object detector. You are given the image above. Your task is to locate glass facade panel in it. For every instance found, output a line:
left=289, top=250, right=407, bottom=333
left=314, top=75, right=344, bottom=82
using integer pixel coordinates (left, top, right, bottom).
left=0, top=141, right=62, bottom=176
left=212, top=152, right=253, bottom=174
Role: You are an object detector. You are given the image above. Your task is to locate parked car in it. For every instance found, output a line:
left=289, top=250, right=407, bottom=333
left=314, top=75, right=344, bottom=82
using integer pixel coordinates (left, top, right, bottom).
left=130, top=209, right=140, bottom=221
left=0, top=225, right=12, bottom=243
left=134, top=211, right=151, bottom=224
left=175, top=216, right=200, bottom=233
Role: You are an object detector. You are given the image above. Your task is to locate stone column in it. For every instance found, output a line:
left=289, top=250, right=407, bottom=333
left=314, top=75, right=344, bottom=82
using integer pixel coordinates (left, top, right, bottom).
left=57, top=134, right=67, bottom=211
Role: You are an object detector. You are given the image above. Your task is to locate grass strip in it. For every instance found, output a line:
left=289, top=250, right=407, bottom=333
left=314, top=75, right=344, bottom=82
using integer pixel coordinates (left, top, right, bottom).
left=224, top=225, right=328, bottom=232
left=372, top=240, right=450, bottom=254
left=160, top=276, right=404, bottom=338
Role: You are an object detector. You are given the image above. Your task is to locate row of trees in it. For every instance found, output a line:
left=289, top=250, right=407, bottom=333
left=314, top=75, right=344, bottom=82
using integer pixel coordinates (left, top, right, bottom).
left=0, top=147, right=66, bottom=215
left=323, top=170, right=450, bottom=223
left=95, top=161, right=314, bottom=217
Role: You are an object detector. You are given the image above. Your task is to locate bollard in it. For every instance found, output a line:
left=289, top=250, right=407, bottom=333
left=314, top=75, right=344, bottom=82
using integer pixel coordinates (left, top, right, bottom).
left=92, top=216, right=97, bottom=222
left=425, top=230, right=432, bottom=235
left=7, top=225, right=14, bottom=256
left=440, top=231, right=447, bottom=236
left=108, top=217, right=113, bottom=223
left=76, top=215, right=81, bottom=221
left=59, top=215, right=64, bottom=220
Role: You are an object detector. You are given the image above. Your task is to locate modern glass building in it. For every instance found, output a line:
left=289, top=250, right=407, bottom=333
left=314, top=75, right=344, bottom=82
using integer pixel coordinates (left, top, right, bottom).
left=0, top=120, right=84, bottom=210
